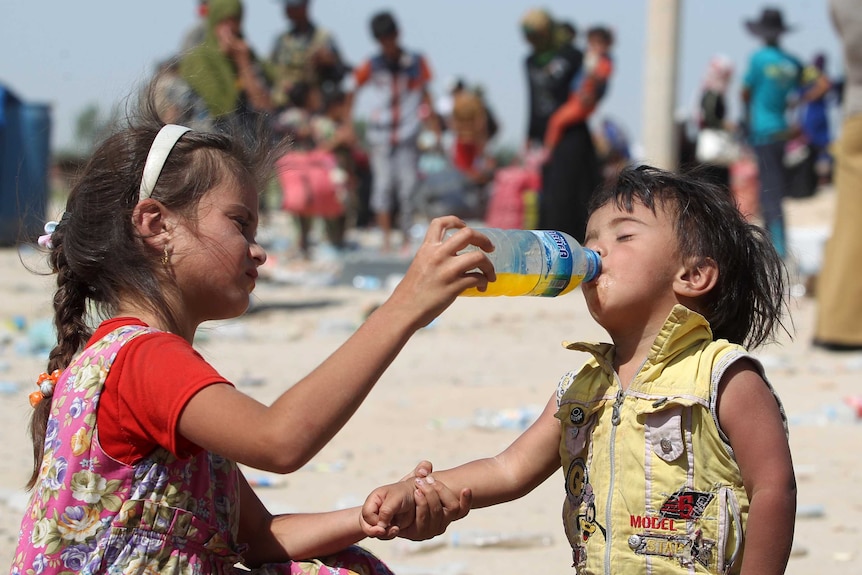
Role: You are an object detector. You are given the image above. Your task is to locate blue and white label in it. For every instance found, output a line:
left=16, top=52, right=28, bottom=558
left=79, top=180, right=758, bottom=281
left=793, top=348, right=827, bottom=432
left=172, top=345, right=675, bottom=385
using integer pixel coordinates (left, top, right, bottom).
left=531, top=230, right=574, bottom=297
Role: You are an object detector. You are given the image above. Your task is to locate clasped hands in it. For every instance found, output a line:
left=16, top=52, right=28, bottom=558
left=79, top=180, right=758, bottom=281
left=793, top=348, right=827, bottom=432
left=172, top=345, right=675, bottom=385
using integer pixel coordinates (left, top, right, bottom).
left=360, top=461, right=472, bottom=541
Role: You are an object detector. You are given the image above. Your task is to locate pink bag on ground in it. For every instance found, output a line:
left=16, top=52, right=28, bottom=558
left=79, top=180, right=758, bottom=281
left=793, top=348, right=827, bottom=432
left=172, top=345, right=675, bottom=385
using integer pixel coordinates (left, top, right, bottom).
left=484, top=164, right=541, bottom=229
left=277, top=150, right=346, bottom=218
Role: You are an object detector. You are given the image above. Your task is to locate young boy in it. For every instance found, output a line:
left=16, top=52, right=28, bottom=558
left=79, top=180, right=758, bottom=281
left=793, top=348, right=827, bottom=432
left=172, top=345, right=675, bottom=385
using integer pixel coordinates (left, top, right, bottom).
left=364, top=166, right=796, bottom=575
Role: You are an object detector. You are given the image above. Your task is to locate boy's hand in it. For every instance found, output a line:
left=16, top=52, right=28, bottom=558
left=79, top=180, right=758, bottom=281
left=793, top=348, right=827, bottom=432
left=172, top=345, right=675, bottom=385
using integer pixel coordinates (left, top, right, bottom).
left=398, top=475, right=472, bottom=541
left=360, top=479, right=416, bottom=540
left=361, top=474, right=472, bottom=541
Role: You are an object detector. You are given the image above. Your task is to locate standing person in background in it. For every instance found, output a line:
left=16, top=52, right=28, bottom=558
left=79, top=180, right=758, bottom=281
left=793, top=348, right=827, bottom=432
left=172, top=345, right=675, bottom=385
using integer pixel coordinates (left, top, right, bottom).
left=520, top=8, right=582, bottom=235
left=269, top=0, right=348, bottom=110
left=540, top=25, right=612, bottom=243
left=696, top=54, right=736, bottom=189
left=814, top=0, right=862, bottom=352
left=314, top=89, right=361, bottom=231
left=522, top=8, right=582, bottom=153
left=799, top=53, right=836, bottom=186
left=180, top=0, right=209, bottom=53
left=273, top=81, right=345, bottom=259
left=179, top=0, right=274, bottom=132
left=345, top=11, right=435, bottom=253
left=152, top=1, right=211, bottom=131
left=741, top=7, right=827, bottom=259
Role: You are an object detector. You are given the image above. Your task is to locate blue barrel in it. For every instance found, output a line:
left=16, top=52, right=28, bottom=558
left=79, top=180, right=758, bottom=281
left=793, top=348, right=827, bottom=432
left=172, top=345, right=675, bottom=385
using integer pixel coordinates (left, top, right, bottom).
left=0, top=84, right=52, bottom=246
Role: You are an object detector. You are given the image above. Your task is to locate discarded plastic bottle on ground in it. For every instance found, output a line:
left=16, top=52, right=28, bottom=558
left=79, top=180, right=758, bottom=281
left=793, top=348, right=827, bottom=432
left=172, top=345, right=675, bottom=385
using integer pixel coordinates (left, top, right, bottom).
left=789, top=399, right=862, bottom=427
left=795, top=504, right=826, bottom=519
left=446, top=228, right=601, bottom=297
left=472, top=405, right=543, bottom=431
left=450, top=530, right=554, bottom=549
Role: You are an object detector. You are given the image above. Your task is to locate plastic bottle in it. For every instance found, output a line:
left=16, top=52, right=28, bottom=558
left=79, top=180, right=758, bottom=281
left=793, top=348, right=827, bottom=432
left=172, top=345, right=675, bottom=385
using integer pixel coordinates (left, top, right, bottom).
left=446, top=228, right=601, bottom=297
left=795, top=504, right=826, bottom=519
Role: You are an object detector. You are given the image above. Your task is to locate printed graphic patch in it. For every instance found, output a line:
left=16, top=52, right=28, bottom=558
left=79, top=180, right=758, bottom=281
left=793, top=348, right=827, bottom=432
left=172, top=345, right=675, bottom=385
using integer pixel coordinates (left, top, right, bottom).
left=569, top=406, right=586, bottom=425
left=565, top=459, right=606, bottom=548
left=566, top=459, right=587, bottom=502
left=627, top=531, right=715, bottom=568
left=660, top=488, right=715, bottom=521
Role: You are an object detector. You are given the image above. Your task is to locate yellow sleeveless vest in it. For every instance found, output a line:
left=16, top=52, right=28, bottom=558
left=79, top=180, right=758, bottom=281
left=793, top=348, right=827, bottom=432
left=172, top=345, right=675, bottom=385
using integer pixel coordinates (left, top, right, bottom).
left=554, top=306, right=783, bottom=574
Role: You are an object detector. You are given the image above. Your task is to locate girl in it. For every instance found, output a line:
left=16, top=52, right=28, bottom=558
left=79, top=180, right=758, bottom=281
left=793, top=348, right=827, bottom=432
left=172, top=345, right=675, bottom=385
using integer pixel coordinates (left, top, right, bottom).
left=366, top=165, right=796, bottom=574
left=11, top=97, right=490, bottom=574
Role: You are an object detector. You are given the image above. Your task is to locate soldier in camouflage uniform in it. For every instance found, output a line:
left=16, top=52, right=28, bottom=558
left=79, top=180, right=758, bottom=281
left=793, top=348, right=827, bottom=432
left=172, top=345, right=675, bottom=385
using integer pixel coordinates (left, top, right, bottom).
left=269, top=0, right=348, bottom=109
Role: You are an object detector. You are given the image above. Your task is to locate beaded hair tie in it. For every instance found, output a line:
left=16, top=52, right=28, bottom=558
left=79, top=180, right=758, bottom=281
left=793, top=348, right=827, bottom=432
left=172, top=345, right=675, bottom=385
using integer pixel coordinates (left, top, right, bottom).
left=37, top=211, right=72, bottom=250
left=29, top=370, right=61, bottom=408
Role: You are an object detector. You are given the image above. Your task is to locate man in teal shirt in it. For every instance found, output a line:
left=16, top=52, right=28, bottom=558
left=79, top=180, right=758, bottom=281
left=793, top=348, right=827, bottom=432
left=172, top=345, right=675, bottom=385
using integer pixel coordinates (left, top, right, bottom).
left=741, top=7, right=804, bottom=259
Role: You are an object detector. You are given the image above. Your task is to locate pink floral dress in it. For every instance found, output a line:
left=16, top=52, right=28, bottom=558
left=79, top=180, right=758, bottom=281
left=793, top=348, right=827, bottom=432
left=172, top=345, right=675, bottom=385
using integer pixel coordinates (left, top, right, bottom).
left=10, top=325, right=393, bottom=575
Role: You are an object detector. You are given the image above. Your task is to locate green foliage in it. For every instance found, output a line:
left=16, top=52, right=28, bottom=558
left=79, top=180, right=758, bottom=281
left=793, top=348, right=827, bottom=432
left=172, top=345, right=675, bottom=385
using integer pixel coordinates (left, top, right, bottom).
left=56, top=102, right=120, bottom=161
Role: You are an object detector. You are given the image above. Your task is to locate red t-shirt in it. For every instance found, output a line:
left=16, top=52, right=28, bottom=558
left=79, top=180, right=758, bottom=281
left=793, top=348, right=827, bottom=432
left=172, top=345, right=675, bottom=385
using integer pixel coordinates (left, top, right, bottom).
left=90, top=317, right=229, bottom=464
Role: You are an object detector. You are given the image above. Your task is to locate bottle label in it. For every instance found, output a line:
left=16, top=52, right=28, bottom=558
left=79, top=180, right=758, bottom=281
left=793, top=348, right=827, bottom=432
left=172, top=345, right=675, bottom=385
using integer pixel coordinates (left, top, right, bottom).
left=531, top=230, right=574, bottom=297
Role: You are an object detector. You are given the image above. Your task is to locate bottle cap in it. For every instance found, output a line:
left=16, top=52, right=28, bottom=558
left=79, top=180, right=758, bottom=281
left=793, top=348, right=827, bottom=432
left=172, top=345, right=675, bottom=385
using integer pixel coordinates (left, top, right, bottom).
left=583, top=249, right=601, bottom=282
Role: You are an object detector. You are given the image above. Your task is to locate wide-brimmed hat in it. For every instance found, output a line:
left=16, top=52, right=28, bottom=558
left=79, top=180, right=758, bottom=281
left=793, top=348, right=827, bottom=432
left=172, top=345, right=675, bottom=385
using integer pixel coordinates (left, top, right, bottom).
left=745, top=7, right=793, bottom=40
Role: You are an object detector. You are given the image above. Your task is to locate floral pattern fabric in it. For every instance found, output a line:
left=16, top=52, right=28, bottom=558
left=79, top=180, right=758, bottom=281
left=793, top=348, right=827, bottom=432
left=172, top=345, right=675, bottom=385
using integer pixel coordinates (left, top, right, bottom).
left=11, top=325, right=393, bottom=575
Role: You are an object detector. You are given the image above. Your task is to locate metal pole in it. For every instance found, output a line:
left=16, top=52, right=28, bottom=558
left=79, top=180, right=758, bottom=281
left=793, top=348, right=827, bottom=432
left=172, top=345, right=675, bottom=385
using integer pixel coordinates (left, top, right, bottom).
left=642, top=0, right=681, bottom=170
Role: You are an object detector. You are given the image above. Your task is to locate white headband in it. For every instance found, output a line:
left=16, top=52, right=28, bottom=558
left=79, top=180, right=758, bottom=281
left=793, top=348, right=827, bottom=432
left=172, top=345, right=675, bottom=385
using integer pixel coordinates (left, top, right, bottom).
left=138, top=124, right=192, bottom=201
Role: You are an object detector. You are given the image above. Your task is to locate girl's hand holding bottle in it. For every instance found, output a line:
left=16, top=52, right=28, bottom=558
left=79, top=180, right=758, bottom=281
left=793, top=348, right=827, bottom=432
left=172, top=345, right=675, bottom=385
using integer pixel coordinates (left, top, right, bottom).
left=383, top=216, right=496, bottom=329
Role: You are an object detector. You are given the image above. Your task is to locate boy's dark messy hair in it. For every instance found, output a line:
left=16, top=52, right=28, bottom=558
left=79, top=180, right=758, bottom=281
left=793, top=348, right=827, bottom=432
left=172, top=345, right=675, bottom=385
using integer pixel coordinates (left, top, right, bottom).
left=589, top=164, right=790, bottom=349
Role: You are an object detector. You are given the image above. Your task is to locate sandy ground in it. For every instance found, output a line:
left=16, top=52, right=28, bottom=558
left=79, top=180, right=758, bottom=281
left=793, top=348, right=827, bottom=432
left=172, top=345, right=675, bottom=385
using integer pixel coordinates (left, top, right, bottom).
left=1, top=188, right=860, bottom=574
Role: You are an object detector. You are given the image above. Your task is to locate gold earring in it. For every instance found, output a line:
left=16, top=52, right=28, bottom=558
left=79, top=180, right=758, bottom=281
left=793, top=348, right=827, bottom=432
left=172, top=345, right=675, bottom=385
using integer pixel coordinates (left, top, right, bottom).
left=161, top=245, right=170, bottom=265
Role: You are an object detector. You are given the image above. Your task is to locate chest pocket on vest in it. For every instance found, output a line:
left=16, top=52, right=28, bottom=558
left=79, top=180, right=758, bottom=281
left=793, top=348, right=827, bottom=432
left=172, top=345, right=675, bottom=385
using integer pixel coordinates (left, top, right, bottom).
left=646, top=405, right=686, bottom=463
left=639, top=395, right=704, bottom=464
left=558, top=400, right=605, bottom=459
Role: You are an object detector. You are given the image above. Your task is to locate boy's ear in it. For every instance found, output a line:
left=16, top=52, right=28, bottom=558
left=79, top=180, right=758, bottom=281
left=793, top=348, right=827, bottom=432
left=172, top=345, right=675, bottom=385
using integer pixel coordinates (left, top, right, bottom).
left=674, top=256, right=718, bottom=298
left=131, top=199, right=170, bottom=250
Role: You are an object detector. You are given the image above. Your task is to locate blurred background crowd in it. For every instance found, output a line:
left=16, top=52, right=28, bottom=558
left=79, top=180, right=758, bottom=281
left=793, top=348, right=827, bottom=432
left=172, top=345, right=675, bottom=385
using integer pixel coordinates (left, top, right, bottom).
left=0, top=1, right=846, bottom=271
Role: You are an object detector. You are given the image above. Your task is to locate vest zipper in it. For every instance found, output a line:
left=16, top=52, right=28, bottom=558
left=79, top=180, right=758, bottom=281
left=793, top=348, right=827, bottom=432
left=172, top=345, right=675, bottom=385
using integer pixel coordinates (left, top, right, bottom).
left=604, top=360, right=647, bottom=575
left=604, top=380, right=625, bottom=574
left=610, top=388, right=624, bottom=426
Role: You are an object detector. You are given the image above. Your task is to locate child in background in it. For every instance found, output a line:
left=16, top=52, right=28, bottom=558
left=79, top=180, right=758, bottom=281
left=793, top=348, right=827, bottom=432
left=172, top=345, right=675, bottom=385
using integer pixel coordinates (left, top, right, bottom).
left=449, top=81, right=489, bottom=180
left=544, top=25, right=614, bottom=151
left=365, top=165, right=796, bottom=574
left=274, top=80, right=321, bottom=149
left=275, top=81, right=348, bottom=257
left=799, top=53, right=835, bottom=186
left=344, top=10, right=435, bottom=253
left=11, top=92, right=493, bottom=574
left=313, top=89, right=359, bottom=230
